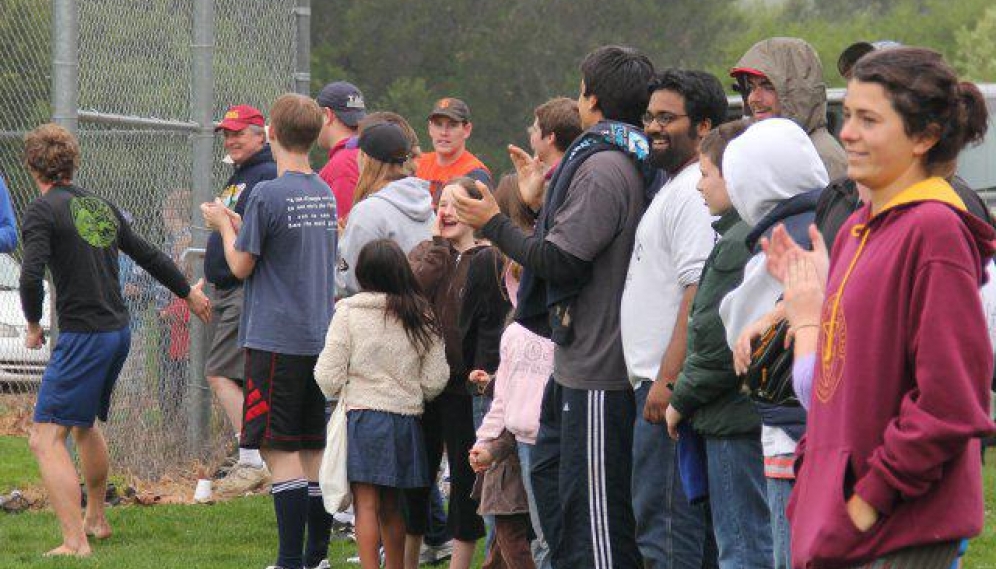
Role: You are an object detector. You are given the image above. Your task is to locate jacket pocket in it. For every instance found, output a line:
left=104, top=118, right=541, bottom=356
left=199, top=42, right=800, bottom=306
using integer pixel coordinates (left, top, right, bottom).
left=791, top=448, right=875, bottom=565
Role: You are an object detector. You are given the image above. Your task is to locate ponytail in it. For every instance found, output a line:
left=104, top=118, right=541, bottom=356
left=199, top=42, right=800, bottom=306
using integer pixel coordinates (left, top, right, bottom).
left=957, top=81, right=989, bottom=149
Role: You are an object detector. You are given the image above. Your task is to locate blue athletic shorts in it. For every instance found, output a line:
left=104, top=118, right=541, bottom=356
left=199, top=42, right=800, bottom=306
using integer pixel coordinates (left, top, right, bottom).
left=33, top=326, right=131, bottom=427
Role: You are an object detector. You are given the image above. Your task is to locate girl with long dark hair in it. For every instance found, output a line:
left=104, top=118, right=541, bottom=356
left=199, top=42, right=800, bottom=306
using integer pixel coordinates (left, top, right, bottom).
left=315, top=238, right=449, bottom=569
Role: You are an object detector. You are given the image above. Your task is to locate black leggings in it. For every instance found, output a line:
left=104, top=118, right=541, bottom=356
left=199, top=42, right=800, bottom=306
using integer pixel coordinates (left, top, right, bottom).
left=402, top=391, right=485, bottom=542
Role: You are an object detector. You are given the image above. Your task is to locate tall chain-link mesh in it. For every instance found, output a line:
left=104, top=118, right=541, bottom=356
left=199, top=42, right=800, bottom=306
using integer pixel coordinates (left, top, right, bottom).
left=0, top=0, right=304, bottom=482
left=0, top=0, right=53, bottom=414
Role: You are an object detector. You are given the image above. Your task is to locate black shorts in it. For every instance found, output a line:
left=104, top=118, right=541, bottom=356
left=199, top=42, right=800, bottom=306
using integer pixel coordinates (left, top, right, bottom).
left=241, top=349, right=326, bottom=451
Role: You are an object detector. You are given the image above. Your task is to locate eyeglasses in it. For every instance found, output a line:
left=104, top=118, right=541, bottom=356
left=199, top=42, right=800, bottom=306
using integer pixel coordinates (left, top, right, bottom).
left=642, top=112, right=688, bottom=127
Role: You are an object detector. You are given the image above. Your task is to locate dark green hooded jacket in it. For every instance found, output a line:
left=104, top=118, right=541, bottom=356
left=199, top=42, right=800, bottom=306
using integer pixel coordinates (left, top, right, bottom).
left=669, top=209, right=760, bottom=437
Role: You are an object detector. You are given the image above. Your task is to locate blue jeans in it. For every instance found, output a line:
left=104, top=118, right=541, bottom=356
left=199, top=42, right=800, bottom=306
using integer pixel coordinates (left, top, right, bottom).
left=705, top=437, right=773, bottom=569
left=632, top=382, right=717, bottom=569
left=766, top=476, right=793, bottom=569
left=518, top=442, right=551, bottom=569
left=472, top=393, right=495, bottom=549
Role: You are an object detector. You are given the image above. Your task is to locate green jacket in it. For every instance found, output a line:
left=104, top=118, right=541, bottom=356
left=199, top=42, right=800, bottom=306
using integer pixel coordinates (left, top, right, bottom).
left=670, top=210, right=761, bottom=437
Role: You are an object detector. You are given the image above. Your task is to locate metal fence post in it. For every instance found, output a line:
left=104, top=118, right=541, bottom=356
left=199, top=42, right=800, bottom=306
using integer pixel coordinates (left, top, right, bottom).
left=187, top=0, right=215, bottom=451
left=49, top=0, right=81, bottom=352
left=51, top=0, right=79, bottom=134
left=293, top=0, right=311, bottom=95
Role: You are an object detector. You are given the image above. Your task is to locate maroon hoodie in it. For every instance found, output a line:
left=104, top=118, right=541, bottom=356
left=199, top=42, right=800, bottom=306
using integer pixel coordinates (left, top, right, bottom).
left=788, top=178, right=996, bottom=568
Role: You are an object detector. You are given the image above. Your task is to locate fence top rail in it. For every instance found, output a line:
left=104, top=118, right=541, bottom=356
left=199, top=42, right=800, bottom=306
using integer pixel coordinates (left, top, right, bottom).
left=78, top=110, right=206, bottom=132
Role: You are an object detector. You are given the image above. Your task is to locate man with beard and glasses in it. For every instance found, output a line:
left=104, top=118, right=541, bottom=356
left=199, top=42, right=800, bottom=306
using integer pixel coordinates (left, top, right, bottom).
left=620, top=68, right=725, bottom=569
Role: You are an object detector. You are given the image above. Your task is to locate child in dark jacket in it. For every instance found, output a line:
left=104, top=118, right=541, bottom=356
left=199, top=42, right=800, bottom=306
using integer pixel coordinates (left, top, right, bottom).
left=716, top=118, right=829, bottom=569
left=665, top=119, right=775, bottom=569
left=405, top=177, right=510, bottom=567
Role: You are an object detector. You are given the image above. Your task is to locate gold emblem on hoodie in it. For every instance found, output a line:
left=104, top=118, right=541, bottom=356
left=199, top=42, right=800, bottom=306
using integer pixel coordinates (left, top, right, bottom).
left=816, top=290, right=847, bottom=403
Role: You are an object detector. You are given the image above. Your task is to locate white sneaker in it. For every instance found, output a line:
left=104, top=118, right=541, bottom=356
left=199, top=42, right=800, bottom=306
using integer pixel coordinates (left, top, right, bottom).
left=307, top=560, right=331, bottom=569
left=346, top=548, right=384, bottom=565
left=214, top=463, right=271, bottom=497
left=419, top=540, right=454, bottom=565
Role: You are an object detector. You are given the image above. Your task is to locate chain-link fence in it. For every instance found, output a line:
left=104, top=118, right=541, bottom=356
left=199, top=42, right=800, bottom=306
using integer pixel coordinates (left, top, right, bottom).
left=0, top=0, right=309, bottom=481
left=0, top=1, right=55, bottom=426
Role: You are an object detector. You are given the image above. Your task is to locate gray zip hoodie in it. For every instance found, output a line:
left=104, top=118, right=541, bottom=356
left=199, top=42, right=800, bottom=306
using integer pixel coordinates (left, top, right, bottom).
left=336, top=176, right=435, bottom=297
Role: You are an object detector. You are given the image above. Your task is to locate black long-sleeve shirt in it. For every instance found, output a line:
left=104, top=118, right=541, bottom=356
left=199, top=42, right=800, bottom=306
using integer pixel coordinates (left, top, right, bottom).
left=480, top=214, right=590, bottom=285
left=20, top=184, right=190, bottom=332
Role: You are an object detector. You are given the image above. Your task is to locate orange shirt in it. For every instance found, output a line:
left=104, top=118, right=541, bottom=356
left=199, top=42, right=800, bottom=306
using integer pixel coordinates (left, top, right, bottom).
left=416, top=151, right=492, bottom=204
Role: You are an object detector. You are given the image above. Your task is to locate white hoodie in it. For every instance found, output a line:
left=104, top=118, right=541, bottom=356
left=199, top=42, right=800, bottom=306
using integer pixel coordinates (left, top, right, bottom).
left=336, top=176, right=435, bottom=297
left=719, top=118, right=829, bottom=459
left=719, top=119, right=829, bottom=351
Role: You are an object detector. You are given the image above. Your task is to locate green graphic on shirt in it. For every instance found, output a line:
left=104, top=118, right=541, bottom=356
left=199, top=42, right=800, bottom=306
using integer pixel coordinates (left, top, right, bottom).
left=70, top=197, right=118, bottom=248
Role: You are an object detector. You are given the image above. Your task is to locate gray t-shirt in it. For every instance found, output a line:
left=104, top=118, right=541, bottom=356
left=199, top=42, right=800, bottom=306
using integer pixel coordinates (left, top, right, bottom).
left=236, top=171, right=337, bottom=356
left=546, top=151, right=646, bottom=391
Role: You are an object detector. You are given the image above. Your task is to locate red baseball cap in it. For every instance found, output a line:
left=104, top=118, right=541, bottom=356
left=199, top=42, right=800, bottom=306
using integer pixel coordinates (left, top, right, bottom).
left=215, top=105, right=265, bottom=132
left=729, top=67, right=766, bottom=78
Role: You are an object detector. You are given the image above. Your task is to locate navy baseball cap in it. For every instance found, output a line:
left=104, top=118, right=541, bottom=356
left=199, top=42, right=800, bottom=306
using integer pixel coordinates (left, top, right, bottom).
left=316, top=81, right=367, bottom=127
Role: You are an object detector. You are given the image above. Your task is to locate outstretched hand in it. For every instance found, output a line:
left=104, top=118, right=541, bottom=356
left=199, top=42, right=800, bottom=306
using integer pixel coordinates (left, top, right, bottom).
left=469, top=445, right=494, bottom=473
left=200, top=199, right=227, bottom=231
left=665, top=405, right=682, bottom=440
left=25, top=322, right=44, bottom=350
left=783, top=251, right=825, bottom=335
left=451, top=181, right=501, bottom=230
left=185, top=278, right=212, bottom=323
left=761, top=224, right=829, bottom=286
left=642, top=378, right=672, bottom=424
left=733, top=303, right=784, bottom=375
left=508, top=144, right=546, bottom=210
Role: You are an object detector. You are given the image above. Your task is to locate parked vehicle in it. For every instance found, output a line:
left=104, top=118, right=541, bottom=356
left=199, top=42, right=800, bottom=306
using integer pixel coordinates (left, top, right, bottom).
left=0, top=253, right=50, bottom=387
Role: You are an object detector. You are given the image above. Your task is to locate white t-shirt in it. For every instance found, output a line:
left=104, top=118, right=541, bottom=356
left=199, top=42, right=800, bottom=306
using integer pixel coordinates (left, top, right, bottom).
left=621, top=163, right=715, bottom=386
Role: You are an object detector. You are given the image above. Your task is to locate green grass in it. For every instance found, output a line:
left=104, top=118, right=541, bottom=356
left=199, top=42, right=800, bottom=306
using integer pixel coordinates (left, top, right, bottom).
left=3, top=433, right=993, bottom=567
left=0, top=435, right=483, bottom=568
left=0, top=435, right=39, bottom=491
left=965, top=447, right=996, bottom=568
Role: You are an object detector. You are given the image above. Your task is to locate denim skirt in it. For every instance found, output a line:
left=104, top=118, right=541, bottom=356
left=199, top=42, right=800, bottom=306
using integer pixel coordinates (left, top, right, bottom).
left=347, top=409, right=430, bottom=489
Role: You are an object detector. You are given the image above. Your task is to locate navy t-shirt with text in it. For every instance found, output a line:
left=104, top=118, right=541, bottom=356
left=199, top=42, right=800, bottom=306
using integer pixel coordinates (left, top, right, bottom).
left=236, top=171, right=337, bottom=356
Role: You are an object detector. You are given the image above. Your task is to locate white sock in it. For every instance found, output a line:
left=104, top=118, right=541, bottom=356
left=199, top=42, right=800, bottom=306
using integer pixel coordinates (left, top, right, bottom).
left=239, top=447, right=264, bottom=468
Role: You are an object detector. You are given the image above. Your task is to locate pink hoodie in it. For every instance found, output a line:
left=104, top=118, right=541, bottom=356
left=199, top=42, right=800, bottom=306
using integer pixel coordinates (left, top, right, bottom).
left=476, top=272, right=554, bottom=445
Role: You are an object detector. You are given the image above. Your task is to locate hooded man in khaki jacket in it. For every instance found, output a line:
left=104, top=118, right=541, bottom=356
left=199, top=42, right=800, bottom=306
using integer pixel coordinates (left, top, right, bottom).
left=731, top=37, right=847, bottom=180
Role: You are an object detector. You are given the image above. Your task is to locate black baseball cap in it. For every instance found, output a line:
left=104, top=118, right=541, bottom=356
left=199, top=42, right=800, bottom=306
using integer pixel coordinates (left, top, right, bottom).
left=358, top=122, right=411, bottom=165
left=428, top=97, right=471, bottom=122
left=316, top=81, right=367, bottom=127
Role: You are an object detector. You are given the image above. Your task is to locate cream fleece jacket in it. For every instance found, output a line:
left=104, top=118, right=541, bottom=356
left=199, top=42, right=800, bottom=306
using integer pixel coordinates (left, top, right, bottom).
left=314, top=292, right=449, bottom=415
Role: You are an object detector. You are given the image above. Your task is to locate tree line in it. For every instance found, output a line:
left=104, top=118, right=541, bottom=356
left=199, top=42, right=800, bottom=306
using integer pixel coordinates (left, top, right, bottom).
left=311, top=0, right=996, bottom=174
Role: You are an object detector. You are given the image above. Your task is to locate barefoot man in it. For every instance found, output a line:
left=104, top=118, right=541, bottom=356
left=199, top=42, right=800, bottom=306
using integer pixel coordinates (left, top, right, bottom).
left=20, top=124, right=211, bottom=557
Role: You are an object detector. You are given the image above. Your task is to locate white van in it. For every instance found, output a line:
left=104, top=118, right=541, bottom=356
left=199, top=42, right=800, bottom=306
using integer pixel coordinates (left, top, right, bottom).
left=0, top=254, right=51, bottom=387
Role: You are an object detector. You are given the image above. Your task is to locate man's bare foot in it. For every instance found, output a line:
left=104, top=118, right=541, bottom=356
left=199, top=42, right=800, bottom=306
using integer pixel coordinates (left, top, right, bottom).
left=43, top=543, right=91, bottom=557
left=84, top=518, right=112, bottom=540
